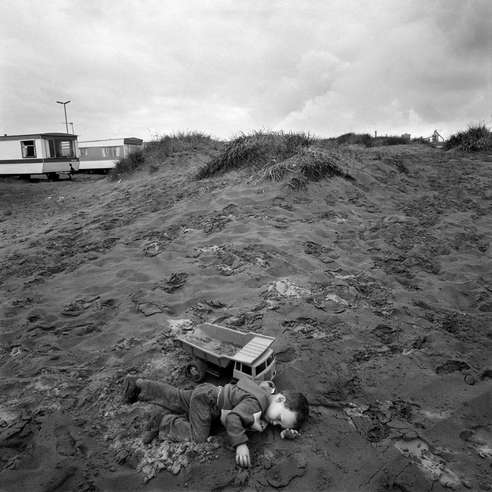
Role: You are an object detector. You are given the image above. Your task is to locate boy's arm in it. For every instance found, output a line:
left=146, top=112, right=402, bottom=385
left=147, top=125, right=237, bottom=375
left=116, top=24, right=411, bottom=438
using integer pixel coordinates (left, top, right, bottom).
left=223, top=397, right=261, bottom=447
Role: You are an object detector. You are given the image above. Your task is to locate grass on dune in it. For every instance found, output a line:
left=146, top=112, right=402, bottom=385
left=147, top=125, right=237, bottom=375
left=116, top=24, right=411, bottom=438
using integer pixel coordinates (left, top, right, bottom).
left=111, top=132, right=218, bottom=177
left=145, top=132, right=216, bottom=159
left=330, top=133, right=414, bottom=147
left=263, top=148, right=354, bottom=190
left=110, top=150, right=145, bottom=178
left=196, top=131, right=313, bottom=179
left=445, top=124, right=492, bottom=152
left=109, top=123, right=492, bottom=180
left=196, top=130, right=356, bottom=189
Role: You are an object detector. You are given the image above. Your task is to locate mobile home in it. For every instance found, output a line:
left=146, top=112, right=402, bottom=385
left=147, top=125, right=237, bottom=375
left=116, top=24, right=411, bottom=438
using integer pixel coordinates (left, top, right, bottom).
left=78, top=137, right=143, bottom=171
left=0, top=133, right=79, bottom=177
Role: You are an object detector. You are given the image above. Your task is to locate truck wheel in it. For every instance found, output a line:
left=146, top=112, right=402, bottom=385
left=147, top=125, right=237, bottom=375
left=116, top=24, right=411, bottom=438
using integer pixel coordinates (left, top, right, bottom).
left=186, top=360, right=207, bottom=382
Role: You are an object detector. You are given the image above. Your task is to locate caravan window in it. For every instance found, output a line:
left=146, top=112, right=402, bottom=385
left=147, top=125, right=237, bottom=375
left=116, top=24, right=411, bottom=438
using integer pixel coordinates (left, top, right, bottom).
left=48, top=139, right=75, bottom=158
left=21, top=140, right=36, bottom=158
left=102, top=146, right=121, bottom=159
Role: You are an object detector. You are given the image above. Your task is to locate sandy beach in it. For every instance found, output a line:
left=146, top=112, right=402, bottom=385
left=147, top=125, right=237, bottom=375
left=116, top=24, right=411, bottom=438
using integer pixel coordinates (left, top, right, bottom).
left=1, top=142, right=491, bottom=491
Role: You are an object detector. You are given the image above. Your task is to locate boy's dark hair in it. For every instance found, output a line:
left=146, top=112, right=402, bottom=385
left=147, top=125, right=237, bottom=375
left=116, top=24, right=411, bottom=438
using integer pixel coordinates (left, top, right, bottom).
left=283, top=391, right=309, bottom=430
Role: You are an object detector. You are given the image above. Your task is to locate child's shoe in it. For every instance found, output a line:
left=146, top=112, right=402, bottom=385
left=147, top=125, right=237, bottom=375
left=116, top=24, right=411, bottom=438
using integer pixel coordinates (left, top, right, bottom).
left=122, top=375, right=140, bottom=403
left=142, top=412, right=162, bottom=444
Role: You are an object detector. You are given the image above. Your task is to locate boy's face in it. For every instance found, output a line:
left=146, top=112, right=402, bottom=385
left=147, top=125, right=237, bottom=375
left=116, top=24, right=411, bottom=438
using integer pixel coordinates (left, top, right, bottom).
left=264, top=394, right=297, bottom=429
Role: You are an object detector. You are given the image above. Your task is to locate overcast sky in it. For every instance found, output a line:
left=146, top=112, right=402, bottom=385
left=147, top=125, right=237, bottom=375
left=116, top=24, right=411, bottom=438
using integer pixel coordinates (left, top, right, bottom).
left=1, top=0, right=491, bottom=141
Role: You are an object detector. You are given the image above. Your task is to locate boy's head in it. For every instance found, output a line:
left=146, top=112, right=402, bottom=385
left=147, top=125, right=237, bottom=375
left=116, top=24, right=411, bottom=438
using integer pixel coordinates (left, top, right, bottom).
left=264, top=391, right=309, bottom=431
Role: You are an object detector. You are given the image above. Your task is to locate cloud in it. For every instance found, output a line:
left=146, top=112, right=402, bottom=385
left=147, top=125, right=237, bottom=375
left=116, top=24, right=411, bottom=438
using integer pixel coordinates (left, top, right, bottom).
left=1, top=0, right=490, bottom=139
left=277, top=0, right=492, bottom=137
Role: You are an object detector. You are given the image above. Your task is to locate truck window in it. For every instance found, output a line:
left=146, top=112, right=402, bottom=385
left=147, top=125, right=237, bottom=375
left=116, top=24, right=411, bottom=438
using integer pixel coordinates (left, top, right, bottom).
left=235, top=362, right=242, bottom=372
left=21, top=140, right=36, bottom=158
left=256, top=361, right=266, bottom=375
left=267, top=355, right=274, bottom=366
left=242, top=364, right=252, bottom=376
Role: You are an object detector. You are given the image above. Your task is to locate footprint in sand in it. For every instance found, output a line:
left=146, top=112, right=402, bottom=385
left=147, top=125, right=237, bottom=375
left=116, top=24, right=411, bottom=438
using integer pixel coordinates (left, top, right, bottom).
left=62, top=296, right=100, bottom=317
left=265, top=454, right=307, bottom=488
left=55, top=425, right=76, bottom=456
left=371, top=324, right=398, bottom=345
left=435, top=359, right=471, bottom=375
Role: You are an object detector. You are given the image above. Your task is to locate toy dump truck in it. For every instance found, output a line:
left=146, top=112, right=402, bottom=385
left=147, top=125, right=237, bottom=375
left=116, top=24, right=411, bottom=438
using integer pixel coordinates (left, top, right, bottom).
left=177, top=322, right=276, bottom=383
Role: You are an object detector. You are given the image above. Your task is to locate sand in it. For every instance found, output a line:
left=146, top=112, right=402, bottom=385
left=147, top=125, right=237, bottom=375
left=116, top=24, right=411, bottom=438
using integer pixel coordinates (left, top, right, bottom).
left=0, top=144, right=491, bottom=491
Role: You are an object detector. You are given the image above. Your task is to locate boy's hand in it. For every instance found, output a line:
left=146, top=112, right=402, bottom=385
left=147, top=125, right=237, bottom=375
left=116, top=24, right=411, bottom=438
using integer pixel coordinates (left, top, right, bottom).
left=280, top=429, right=300, bottom=440
left=235, top=444, right=251, bottom=468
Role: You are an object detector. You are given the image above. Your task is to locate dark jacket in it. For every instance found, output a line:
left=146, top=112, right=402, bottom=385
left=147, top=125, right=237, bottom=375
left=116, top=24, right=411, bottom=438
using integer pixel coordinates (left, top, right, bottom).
left=217, top=378, right=271, bottom=447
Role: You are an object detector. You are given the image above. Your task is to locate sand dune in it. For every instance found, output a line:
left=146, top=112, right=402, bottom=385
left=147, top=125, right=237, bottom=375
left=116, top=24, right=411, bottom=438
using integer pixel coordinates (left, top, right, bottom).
left=1, top=143, right=491, bottom=491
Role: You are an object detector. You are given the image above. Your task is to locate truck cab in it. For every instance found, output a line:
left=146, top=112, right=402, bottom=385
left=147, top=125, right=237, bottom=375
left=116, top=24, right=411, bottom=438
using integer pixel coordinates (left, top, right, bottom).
left=232, top=346, right=276, bottom=381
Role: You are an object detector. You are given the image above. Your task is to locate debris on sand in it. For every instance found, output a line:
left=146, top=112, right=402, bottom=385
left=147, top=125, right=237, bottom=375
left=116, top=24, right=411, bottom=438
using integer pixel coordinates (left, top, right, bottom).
left=393, top=438, right=462, bottom=490
left=167, top=318, right=193, bottom=333
left=137, top=302, right=163, bottom=316
left=143, top=241, right=163, bottom=257
left=158, top=272, right=189, bottom=293
left=324, top=293, right=349, bottom=306
left=265, top=278, right=311, bottom=299
left=62, top=296, right=100, bottom=316
left=112, top=437, right=221, bottom=483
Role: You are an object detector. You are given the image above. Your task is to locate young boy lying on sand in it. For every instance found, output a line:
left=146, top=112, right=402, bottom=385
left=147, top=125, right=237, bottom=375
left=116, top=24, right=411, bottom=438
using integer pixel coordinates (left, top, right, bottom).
left=123, top=375, right=309, bottom=468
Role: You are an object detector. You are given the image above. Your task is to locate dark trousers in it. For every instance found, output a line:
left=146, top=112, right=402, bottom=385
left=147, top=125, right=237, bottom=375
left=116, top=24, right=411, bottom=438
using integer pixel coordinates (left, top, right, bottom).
left=138, top=380, right=220, bottom=442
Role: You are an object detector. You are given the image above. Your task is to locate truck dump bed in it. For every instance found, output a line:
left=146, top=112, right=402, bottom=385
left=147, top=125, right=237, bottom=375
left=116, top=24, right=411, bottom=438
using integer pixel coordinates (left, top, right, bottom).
left=177, top=323, right=274, bottom=368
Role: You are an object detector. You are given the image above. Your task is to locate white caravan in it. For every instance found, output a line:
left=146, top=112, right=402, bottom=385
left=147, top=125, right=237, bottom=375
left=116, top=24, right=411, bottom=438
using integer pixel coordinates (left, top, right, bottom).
left=78, top=137, right=143, bottom=171
left=0, top=133, right=79, bottom=178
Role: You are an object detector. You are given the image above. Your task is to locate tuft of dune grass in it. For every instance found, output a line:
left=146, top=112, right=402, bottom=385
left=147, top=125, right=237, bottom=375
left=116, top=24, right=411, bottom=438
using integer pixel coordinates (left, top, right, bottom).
left=335, top=132, right=374, bottom=147
left=196, top=131, right=313, bottom=179
left=111, top=150, right=145, bottom=178
left=445, top=124, right=492, bottom=152
left=111, top=132, right=217, bottom=177
left=145, top=131, right=216, bottom=158
left=335, top=133, right=414, bottom=147
left=264, top=148, right=354, bottom=190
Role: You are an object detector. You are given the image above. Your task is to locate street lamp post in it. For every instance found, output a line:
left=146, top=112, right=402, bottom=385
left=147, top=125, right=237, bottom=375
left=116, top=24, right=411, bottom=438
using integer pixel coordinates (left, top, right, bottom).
left=56, top=100, right=71, bottom=134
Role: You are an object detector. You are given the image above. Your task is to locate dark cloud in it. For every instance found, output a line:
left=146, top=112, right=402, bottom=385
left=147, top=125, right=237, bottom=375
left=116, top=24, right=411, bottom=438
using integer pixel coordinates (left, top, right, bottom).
left=1, top=0, right=490, bottom=139
left=434, top=0, right=492, bottom=58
